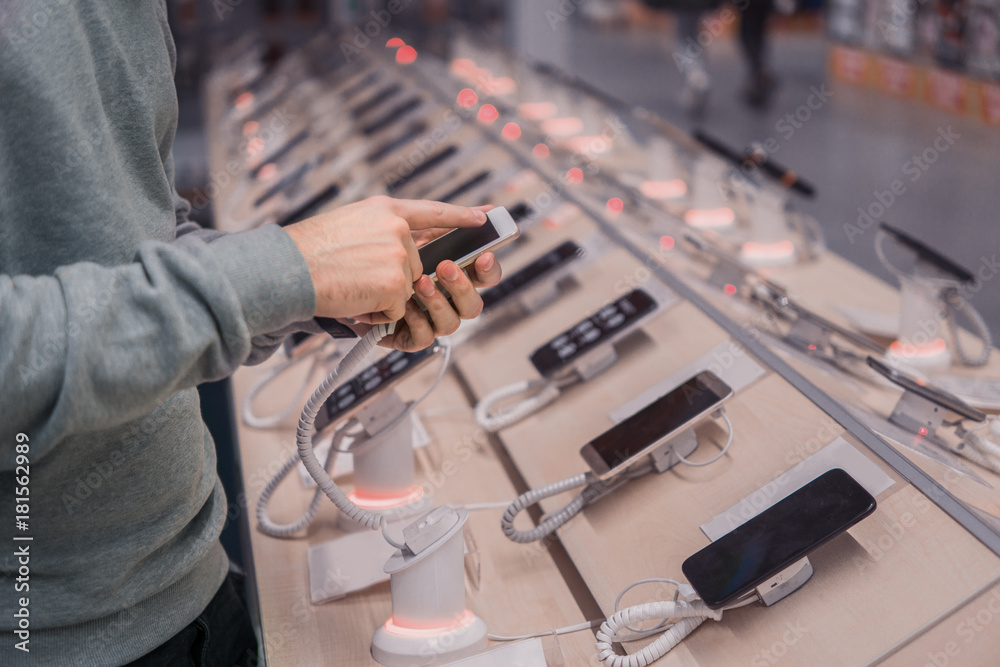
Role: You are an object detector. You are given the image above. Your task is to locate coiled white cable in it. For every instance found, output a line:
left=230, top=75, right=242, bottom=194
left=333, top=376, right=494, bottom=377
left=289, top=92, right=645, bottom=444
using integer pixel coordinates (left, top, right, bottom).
left=242, top=350, right=325, bottom=429
left=294, top=323, right=407, bottom=549
left=257, top=332, right=452, bottom=540
left=595, top=599, right=723, bottom=667
left=256, top=424, right=353, bottom=537
left=500, top=473, right=589, bottom=544
left=945, top=288, right=992, bottom=367
left=474, top=379, right=562, bottom=432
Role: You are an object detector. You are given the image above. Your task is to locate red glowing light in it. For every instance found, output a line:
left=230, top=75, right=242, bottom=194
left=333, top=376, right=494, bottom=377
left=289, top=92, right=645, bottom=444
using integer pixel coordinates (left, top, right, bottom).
left=641, top=180, right=688, bottom=200
left=684, top=207, right=736, bottom=229
left=501, top=122, right=522, bottom=141
left=724, top=284, right=738, bottom=296
left=741, top=240, right=796, bottom=263
left=234, top=92, right=254, bottom=111
left=919, top=427, right=928, bottom=436
left=607, top=198, right=624, bottom=213
left=532, top=143, right=550, bottom=159
left=257, top=163, right=278, bottom=182
left=456, top=88, right=478, bottom=107
left=395, top=46, right=418, bottom=65
left=242, top=120, right=259, bottom=136
left=477, top=104, right=499, bottom=123
left=660, top=236, right=675, bottom=250
left=566, top=168, right=584, bottom=183
left=348, top=486, right=424, bottom=510
left=386, top=37, right=405, bottom=48
left=808, top=344, right=817, bottom=350
left=383, top=610, right=476, bottom=638
left=246, top=137, right=265, bottom=156
left=889, top=338, right=949, bottom=359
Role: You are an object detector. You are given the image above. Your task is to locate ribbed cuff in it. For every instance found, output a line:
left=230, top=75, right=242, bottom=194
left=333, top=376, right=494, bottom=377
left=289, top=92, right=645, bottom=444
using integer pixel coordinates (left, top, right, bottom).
left=207, top=223, right=316, bottom=337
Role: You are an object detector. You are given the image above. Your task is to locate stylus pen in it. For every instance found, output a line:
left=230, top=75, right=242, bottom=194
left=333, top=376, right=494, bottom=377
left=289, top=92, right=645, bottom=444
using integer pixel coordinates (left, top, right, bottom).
left=692, top=130, right=816, bottom=198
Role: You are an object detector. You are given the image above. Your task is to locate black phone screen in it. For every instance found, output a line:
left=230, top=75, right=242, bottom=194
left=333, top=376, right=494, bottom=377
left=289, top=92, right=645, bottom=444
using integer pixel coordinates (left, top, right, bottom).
left=530, top=289, right=656, bottom=378
left=418, top=224, right=500, bottom=276
left=315, top=347, right=437, bottom=433
left=682, top=468, right=876, bottom=609
left=481, top=241, right=581, bottom=310
left=584, top=371, right=731, bottom=472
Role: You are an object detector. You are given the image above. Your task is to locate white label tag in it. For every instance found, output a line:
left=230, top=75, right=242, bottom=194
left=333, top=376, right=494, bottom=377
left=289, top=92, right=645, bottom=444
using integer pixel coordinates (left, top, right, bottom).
left=700, top=437, right=895, bottom=541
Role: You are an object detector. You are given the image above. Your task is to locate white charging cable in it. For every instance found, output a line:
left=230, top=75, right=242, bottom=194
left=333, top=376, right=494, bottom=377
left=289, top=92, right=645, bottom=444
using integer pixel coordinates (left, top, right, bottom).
left=954, top=416, right=1000, bottom=474
left=242, top=340, right=340, bottom=429
left=595, top=579, right=754, bottom=667
left=256, top=335, right=453, bottom=538
left=473, top=378, right=562, bottom=432
left=489, top=578, right=751, bottom=666
left=500, top=413, right=735, bottom=543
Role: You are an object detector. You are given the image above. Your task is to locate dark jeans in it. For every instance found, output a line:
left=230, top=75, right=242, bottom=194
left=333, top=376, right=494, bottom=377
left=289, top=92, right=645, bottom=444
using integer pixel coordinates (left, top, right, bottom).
left=127, top=571, right=258, bottom=667
left=739, top=0, right=774, bottom=77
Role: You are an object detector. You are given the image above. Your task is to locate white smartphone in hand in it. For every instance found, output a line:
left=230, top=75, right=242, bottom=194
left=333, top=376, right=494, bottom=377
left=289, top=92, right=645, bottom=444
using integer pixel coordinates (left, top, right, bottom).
left=418, top=206, right=520, bottom=282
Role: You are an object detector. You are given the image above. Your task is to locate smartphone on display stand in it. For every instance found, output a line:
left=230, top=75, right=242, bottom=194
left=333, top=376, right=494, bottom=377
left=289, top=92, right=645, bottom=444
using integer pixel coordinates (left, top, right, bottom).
left=879, top=223, right=974, bottom=283
left=529, top=289, right=657, bottom=380
left=682, top=468, right=876, bottom=609
left=579, top=371, right=733, bottom=478
left=866, top=357, right=985, bottom=422
left=314, top=344, right=442, bottom=435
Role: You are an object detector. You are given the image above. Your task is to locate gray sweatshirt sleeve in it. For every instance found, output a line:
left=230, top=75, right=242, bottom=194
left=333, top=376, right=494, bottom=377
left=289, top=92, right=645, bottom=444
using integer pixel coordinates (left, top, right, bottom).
left=0, top=223, right=316, bottom=466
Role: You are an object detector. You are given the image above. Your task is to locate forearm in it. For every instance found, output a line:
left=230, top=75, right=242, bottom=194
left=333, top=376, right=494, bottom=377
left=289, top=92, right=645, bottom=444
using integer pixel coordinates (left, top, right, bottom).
left=0, top=224, right=315, bottom=466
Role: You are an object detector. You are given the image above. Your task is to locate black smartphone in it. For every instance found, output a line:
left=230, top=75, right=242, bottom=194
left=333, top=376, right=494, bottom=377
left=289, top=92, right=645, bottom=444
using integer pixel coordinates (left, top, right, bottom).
left=682, top=468, right=876, bottom=609
left=866, top=357, right=985, bottom=422
left=529, top=289, right=657, bottom=379
left=580, top=371, right=733, bottom=478
left=753, top=279, right=884, bottom=354
left=879, top=223, right=974, bottom=283
left=480, top=240, right=583, bottom=310
left=385, top=145, right=459, bottom=194
left=315, top=345, right=441, bottom=434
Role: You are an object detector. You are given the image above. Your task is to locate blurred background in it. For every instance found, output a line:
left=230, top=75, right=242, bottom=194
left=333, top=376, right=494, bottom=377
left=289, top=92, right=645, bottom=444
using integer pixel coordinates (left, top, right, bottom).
left=167, top=0, right=999, bottom=328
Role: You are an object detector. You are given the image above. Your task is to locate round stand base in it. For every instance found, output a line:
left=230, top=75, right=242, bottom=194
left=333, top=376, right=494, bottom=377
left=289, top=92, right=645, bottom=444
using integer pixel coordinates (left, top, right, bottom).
left=338, top=487, right=431, bottom=532
left=740, top=240, right=797, bottom=266
left=684, top=207, right=735, bottom=229
left=371, top=612, right=488, bottom=666
left=887, top=339, right=951, bottom=372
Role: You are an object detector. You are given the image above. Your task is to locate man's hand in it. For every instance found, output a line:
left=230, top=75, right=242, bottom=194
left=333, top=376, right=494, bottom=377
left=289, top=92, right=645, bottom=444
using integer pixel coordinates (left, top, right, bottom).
left=284, top=196, right=502, bottom=351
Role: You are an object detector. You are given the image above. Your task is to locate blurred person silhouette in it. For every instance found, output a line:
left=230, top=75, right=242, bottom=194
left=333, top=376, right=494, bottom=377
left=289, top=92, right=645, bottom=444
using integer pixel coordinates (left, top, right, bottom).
left=739, top=0, right=782, bottom=109
left=640, top=0, right=721, bottom=115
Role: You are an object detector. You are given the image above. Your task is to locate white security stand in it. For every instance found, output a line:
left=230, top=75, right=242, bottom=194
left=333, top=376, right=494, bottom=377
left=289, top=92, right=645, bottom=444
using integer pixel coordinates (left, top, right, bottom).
left=739, top=187, right=797, bottom=266
left=876, top=227, right=991, bottom=370
left=371, top=507, right=488, bottom=666
left=684, top=156, right=736, bottom=229
left=339, top=391, right=430, bottom=531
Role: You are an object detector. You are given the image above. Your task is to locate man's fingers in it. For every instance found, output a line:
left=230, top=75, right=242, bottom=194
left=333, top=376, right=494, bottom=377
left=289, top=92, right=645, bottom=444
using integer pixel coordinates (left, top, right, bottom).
left=387, top=198, right=487, bottom=230
left=466, top=252, right=502, bottom=289
left=413, top=275, right=461, bottom=336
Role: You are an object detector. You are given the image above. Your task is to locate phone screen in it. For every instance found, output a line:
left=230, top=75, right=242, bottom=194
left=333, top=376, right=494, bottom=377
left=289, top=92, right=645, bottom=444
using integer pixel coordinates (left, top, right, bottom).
left=419, top=224, right=501, bottom=276
left=682, top=468, right=876, bottom=609
left=530, top=289, right=656, bottom=378
left=315, top=347, right=438, bottom=433
left=481, top=241, right=581, bottom=310
left=582, top=371, right=731, bottom=474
